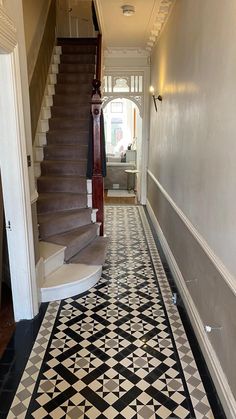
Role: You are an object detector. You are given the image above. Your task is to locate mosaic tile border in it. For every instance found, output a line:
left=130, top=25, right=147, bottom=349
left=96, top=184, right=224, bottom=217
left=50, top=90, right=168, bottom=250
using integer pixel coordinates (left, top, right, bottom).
left=7, top=301, right=60, bottom=418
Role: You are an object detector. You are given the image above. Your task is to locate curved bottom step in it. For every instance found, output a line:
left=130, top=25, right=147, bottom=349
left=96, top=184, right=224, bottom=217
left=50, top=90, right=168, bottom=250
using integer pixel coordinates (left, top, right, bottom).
left=40, top=263, right=102, bottom=302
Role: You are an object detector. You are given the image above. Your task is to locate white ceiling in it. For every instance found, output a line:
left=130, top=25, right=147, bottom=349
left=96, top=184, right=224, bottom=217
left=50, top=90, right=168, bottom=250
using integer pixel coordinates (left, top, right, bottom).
left=96, top=0, right=161, bottom=49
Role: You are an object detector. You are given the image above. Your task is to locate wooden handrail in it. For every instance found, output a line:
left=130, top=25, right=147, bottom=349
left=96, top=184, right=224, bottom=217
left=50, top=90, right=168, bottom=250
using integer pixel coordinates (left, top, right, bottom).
left=96, top=34, right=102, bottom=81
left=91, top=79, right=104, bottom=235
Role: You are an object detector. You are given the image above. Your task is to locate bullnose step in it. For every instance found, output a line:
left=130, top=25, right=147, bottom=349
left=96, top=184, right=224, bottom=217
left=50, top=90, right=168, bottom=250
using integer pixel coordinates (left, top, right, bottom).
left=37, top=192, right=87, bottom=214
left=40, top=263, right=102, bottom=302
left=38, top=208, right=92, bottom=239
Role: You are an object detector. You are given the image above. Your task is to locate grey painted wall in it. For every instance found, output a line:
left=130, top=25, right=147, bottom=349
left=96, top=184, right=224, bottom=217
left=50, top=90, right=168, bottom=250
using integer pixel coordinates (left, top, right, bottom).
left=148, top=0, right=236, bottom=402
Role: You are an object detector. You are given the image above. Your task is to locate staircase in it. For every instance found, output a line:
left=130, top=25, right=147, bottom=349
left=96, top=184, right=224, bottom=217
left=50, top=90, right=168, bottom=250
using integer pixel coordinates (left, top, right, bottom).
left=36, top=38, right=108, bottom=302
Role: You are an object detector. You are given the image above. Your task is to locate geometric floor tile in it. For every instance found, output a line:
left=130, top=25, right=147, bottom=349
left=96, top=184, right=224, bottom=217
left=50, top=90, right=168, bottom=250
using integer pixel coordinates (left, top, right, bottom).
left=7, top=206, right=214, bottom=418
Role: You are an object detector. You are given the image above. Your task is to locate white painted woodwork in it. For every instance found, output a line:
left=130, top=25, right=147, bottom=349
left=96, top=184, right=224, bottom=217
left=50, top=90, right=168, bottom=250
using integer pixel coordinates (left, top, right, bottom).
left=0, top=51, right=38, bottom=320
left=39, top=241, right=66, bottom=277
left=41, top=264, right=102, bottom=302
left=0, top=4, right=39, bottom=320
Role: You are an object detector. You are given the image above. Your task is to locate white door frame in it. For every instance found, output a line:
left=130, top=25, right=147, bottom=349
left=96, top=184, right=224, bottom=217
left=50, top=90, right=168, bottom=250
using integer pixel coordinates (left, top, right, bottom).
left=0, top=5, right=39, bottom=321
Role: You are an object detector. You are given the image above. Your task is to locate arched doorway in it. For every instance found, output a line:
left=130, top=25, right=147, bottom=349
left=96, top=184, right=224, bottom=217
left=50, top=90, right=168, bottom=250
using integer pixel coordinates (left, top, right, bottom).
left=103, top=98, right=142, bottom=201
left=102, top=72, right=148, bottom=204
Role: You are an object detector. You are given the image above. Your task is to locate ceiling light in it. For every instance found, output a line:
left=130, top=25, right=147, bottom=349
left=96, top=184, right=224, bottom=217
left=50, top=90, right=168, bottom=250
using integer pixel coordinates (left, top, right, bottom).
left=122, top=5, right=135, bottom=16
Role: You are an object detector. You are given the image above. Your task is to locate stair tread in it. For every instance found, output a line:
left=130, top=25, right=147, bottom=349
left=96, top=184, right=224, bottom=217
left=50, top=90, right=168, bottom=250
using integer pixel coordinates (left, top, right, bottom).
left=58, top=37, right=98, bottom=44
left=48, top=129, right=89, bottom=133
left=41, top=159, right=87, bottom=163
left=43, top=144, right=88, bottom=148
left=53, top=93, right=91, bottom=96
left=38, top=175, right=87, bottom=179
left=57, top=72, right=94, bottom=76
left=38, top=208, right=92, bottom=223
left=38, top=192, right=87, bottom=199
left=45, top=223, right=99, bottom=260
left=49, top=117, right=89, bottom=121
left=39, top=145, right=88, bottom=150
left=69, top=236, right=109, bottom=265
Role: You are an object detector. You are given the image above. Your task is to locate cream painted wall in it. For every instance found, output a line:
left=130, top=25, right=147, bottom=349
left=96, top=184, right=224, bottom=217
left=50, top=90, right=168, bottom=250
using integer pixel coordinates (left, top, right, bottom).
left=22, top=0, right=51, bottom=81
left=149, top=0, right=236, bottom=280
left=3, top=0, right=37, bottom=199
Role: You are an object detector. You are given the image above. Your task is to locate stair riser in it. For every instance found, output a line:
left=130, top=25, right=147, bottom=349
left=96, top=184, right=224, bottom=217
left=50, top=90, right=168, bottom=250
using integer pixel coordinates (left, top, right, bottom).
left=60, top=54, right=95, bottom=64
left=49, top=118, right=89, bottom=130
left=46, top=131, right=88, bottom=145
left=64, top=232, right=97, bottom=261
left=37, top=196, right=87, bottom=214
left=51, top=106, right=90, bottom=118
left=59, top=63, right=95, bottom=73
left=44, top=249, right=65, bottom=277
left=53, top=95, right=90, bottom=106
left=61, top=45, right=96, bottom=54
left=39, top=211, right=92, bottom=239
left=44, top=146, right=88, bottom=161
left=41, top=161, right=87, bottom=176
left=37, top=178, right=87, bottom=194
left=55, top=84, right=91, bottom=94
left=57, top=73, right=94, bottom=84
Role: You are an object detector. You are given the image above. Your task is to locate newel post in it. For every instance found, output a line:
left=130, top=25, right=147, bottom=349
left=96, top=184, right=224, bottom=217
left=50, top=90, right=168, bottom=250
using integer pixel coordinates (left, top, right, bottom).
left=91, top=79, right=104, bottom=235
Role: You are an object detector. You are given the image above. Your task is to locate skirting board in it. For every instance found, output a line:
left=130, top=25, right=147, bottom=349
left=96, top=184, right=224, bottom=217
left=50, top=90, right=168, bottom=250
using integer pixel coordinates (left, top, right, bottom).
left=146, top=200, right=236, bottom=419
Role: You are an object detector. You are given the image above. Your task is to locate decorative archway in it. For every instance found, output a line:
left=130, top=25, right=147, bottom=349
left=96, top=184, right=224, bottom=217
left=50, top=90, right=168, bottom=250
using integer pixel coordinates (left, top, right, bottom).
left=103, top=71, right=148, bottom=204
left=103, top=72, right=144, bottom=117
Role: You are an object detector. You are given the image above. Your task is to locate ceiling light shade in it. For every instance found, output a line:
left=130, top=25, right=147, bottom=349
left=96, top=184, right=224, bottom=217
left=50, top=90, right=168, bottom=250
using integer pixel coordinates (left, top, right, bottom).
left=122, top=5, right=135, bottom=16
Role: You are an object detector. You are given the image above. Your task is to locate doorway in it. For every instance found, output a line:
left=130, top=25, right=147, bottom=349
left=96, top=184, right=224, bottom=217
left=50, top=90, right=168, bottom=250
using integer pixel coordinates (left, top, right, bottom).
left=0, top=174, right=15, bottom=357
left=0, top=3, right=39, bottom=321
left=103, top=98, right=142, bottom=203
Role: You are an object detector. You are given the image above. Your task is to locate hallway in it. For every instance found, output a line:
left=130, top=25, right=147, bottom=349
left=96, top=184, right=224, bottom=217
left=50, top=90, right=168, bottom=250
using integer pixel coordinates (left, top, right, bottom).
left=0, top=206, right=223, bottom=418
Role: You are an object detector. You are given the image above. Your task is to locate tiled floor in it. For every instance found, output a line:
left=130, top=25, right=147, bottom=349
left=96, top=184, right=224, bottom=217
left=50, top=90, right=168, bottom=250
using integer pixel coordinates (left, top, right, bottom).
left=0, top=206, right=225, bottom=418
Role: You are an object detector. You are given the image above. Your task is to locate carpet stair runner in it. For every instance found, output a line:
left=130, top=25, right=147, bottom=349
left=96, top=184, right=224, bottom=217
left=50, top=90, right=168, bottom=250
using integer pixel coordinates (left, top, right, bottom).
left=37, top=38, right=108, bottom=300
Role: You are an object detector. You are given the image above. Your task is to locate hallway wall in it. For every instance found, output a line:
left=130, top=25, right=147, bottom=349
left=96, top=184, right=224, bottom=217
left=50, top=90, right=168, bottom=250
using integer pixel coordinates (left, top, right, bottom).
left=147, top=0, right=236, bottom=412
left=22, top=0, right=52, bottom=82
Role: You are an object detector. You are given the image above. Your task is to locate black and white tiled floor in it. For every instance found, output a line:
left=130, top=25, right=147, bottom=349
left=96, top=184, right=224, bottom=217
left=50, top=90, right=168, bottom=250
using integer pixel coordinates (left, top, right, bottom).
left=4, top=206, right=217, bottom=418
